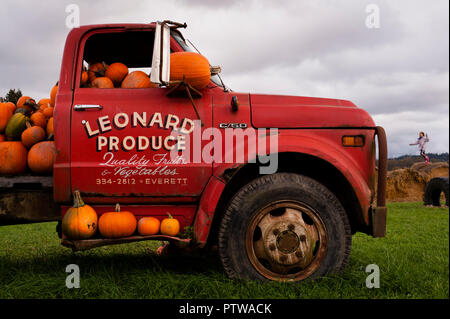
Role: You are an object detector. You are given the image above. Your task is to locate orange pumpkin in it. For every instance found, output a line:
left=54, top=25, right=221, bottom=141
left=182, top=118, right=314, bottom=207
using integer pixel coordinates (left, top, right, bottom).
left=50, top=83, right=58, bottom=107
left=169, top=52, right=211, bottom=90
left=43, top=107, right=54, bottom=118
left=16, top=96, right=32, bottom=108
left=88, top=62, right=108, bottom=83
left=0, top=141, right=27, bottom=175
left=160, top=213, right=180, bottom=236
left=3, top=102, right=16, bottom=113
left=46, top=117, right=54, bottom=137
left=81, top=71, right=88, bottom=86
left=21, top=122, right=46, bottom=148
left=62, top=190, right=98, bottom=240
left=91, top=77, right=114, bottom=89
left=99, top=203, right=137, bottom=238
left=137, top=217, right=160, bottom=236
left=38, top=98, right=51, bottom=106
left=30, top=112, right=47, bottom=128
left=121, top=71, right=158, bottom=88
left=27, top=141, right=57, bottom=174
left=0, top=103, right=13, bottom=133
left=16, top=96, right=38, bottom=112
left=39, top=104, right=49, bottom=112
left=105, top=63, right=129, bottom=86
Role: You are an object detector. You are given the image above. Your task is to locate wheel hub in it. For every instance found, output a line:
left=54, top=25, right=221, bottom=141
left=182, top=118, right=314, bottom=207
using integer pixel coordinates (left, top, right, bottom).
left=277, top=230, right=300, bottom=254
left=262, top=217, right=314, bottom=266
left=246, top=201, right=327, bottom=281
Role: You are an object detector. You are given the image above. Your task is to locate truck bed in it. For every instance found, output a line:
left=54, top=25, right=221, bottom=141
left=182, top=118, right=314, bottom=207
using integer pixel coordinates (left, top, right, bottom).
left=0, top=175, right=60, bottom=225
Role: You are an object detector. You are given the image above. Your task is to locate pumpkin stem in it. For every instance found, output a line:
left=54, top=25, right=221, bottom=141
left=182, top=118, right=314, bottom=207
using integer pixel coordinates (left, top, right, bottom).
left=25, top=121, right=31, bottom=129
left=72, top=190, right=85, bottom=208
left=167, top=212, right=173, bottom=219
left=94, top=70, right=105, bottom=77
left=115, top=203, right=121, bottom=212
left=47, top=133, right=54, bottom=140
left=24, top=99, right=39, bottom=111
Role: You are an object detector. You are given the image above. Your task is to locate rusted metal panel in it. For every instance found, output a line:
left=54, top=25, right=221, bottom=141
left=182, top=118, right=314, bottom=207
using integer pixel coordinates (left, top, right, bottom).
left=375, top=126, right=388, bottom=208
left=0, top=176, right=59, bottom=225
left=0, top=189, right=60, bottom=225
left=193, top=176, right=226, bottom=246
left=370, top=126, right=388, bottom=238
left=0, top=176, right=53, bottom=188
left=371, top=207, right=387, bottom=238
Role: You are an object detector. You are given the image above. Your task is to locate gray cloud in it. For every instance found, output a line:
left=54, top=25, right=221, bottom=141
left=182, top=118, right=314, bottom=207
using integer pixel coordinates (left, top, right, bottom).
left=0, top=0, right=448, bottom=157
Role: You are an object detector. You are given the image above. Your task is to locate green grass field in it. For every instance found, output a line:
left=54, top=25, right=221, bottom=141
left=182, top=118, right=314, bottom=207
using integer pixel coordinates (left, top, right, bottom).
left=0, top=202, right=448, bottom=299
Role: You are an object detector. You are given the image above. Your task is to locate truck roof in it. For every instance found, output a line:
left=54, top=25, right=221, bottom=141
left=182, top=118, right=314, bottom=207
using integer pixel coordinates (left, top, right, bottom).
left=74, top=23, right=157, bottom=31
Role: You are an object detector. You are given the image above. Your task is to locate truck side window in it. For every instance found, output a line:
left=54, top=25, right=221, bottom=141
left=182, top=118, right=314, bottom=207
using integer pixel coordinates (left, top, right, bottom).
left=80, top=31, right=156, bottom=88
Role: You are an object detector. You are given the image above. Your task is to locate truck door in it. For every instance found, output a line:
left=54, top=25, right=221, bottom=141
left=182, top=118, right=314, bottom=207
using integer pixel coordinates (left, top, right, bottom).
left=70, top=29, right=212, bottom=200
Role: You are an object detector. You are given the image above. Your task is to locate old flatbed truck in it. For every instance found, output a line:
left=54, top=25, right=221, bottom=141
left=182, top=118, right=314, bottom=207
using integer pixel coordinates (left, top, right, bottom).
left=0, top=21, right=387, bottom=282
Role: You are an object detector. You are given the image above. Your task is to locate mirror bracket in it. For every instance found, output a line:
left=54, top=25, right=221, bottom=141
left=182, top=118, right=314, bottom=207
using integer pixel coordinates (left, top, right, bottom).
left=166, top=78, right=203, bottom=126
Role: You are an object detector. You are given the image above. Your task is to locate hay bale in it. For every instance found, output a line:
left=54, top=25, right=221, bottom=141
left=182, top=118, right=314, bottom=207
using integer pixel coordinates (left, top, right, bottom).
left=384, top=162, right=448, bottom=202
left=410, top=162, right=429, bottom=172
left=411, top=161, right=449, bottom=179
left=386, top=168, right=427, bottom=202
left=429, top=162, right=449, bottom=179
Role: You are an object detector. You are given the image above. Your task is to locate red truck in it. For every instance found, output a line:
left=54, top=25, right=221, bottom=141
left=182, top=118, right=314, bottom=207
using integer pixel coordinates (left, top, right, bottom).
left=0, top=21, right=387, bottom=282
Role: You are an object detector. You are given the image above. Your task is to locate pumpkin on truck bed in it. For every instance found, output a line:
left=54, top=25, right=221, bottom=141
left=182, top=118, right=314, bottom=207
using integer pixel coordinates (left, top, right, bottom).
left=0, top=141, right=27, bottom=175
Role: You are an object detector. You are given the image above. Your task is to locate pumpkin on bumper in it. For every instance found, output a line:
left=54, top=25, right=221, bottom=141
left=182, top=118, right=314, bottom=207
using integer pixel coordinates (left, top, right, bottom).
left=160, top=213, right=180, bottom=236
left=99, top=203, right=137, bottom=238
left=62, top=190, right=98, bottom=240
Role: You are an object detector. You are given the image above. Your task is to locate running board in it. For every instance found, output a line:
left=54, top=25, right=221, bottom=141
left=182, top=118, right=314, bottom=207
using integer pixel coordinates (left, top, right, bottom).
left=61, top=235, right=190, bottom=252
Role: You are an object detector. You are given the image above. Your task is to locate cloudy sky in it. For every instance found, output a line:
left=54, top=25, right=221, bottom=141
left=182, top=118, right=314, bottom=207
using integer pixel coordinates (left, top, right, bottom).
left=0, top=0, right=448, bottom=157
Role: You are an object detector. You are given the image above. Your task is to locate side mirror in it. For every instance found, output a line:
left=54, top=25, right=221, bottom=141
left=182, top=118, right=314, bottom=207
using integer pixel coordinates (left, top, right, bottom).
left=150, top=21, right=171, bottom=85
left=210, top=65, right=222, bottom=76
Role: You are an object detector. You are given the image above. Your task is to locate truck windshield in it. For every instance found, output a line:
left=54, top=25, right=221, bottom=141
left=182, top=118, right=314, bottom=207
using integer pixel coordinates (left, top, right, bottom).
left=171, top=31, right=227, bottom=90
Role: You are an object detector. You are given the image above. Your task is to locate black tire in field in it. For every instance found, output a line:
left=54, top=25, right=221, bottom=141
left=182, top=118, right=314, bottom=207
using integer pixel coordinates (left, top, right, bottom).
left=423, top=177, right=449, bottom=207
left=218, top=173, right=352, bottom=282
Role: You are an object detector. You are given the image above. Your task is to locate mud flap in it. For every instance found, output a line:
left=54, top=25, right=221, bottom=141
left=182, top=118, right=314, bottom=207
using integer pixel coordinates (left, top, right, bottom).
left=371, top=206, right=387, bottom=237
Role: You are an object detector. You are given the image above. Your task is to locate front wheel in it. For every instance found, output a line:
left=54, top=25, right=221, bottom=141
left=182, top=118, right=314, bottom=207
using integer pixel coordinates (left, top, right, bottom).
left=218, top=173, right=351, bottom=282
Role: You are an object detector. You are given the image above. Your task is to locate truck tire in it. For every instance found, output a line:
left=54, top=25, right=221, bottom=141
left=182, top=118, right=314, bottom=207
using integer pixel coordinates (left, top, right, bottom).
left=423, top=177, right=449, bottom=207
left=218, top=173, right=351, bottom=282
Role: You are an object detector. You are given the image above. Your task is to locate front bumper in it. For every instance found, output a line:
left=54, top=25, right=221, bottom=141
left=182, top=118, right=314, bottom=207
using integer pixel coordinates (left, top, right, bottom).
left=371, top=126, right=388, bottom=237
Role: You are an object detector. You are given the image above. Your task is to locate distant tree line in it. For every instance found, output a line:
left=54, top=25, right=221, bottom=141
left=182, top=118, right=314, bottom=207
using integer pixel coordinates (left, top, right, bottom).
left=387, top=153, right=449, bottom=170
left=1, top=89, right=23, bottom=105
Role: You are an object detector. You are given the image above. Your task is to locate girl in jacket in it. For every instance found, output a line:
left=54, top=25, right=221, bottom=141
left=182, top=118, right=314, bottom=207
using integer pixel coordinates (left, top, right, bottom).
left=409, top=132, right=430, bottom=164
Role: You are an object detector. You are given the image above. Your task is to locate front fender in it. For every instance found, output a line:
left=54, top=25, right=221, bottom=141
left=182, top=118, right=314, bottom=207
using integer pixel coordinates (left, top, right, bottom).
left=194, top=130, right=373, bottom=246
left=273, top=132, right=372, bottom=224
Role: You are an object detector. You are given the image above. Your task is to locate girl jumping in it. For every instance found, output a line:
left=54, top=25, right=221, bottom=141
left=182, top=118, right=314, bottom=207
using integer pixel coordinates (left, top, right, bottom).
left=409, top=132, right=430, bottom=164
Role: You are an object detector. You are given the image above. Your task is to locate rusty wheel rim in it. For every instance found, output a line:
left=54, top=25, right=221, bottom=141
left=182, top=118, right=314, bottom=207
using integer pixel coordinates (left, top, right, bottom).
left=245, top=200, right=328, bottom=282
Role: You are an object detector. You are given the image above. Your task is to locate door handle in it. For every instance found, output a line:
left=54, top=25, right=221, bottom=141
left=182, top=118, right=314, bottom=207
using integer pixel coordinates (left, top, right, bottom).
left=74, top=104, right=103, bottom=111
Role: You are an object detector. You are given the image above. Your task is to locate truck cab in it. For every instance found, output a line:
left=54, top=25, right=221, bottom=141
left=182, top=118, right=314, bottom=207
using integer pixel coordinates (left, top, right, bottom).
left=29, top=21, right=388, bottom=282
